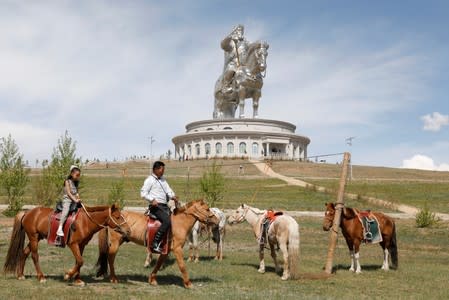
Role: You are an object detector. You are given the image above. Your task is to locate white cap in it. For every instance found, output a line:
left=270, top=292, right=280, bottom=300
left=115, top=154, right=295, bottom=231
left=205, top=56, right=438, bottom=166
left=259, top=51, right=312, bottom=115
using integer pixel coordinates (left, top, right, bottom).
left=70, top=165, right=79, bottom=172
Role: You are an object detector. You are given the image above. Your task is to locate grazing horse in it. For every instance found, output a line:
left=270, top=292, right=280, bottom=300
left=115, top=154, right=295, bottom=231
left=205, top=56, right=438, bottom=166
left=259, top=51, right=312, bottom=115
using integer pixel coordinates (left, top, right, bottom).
left=95, top=199, right=219, bottom=288
left=322, top=203, right=398, bottom=273
left=188, top=207, right=226, bottom=262
left=228, top=204, right=300, bottom=280
left=3, top=204, right=129, bottom=286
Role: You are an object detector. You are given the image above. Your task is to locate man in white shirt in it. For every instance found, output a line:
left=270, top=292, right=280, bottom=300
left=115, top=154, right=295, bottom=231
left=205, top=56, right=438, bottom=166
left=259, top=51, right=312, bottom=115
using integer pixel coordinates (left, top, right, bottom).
left=140, top=161, right=178, bottom=253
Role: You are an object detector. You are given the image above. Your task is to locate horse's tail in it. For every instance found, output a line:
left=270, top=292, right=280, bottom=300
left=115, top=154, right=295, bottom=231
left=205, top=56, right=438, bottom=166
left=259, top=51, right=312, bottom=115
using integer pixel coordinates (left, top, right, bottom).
left=389, top=222, right=398, bottom=269
left=95, top=228, right=109, bottom=277
left=3, top=212, right=26, bottom=275
left=287, top=218, right=300, bottom=280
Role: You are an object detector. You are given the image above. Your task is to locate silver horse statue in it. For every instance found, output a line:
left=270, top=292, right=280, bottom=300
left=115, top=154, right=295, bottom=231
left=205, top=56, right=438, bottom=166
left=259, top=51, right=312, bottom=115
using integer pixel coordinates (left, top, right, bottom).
left=213, top=25, right=269, bottom=119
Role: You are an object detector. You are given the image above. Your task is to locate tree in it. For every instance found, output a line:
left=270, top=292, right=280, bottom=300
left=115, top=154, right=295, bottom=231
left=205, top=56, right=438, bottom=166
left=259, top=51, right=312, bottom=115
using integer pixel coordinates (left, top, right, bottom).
left=108, top=179, right=126, bottom=209
left=33, top=131, right=81, bottom=206
left=199, top=161, right=225, bottom=207
left=0, top=134, right=30, bottom=216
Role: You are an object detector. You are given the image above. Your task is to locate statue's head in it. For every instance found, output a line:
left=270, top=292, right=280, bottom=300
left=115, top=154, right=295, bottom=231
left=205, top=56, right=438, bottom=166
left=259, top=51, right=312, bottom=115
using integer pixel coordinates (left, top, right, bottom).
left=231, top=24, right=244, bottom=40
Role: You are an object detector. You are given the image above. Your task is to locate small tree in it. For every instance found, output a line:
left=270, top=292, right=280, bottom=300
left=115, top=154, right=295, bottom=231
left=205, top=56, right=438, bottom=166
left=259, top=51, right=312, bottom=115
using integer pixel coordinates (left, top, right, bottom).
left=416, top=203, right=440, bottom=228
left=33, top=131, right=81, bottom=206
left=199, top=161, right=225, bottom=207
left=108, top=179, right=125, bottom=208
left=0, top=135, right=30, bottom=216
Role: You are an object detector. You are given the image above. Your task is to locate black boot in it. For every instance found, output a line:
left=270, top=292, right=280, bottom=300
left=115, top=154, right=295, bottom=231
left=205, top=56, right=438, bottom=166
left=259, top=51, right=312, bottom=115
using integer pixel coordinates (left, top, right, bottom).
left=152, top=231, right=164, bottom=254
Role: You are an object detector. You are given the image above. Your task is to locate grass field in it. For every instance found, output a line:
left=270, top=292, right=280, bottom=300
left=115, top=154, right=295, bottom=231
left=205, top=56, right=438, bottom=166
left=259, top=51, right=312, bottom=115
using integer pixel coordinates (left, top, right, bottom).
left=0, top=216, right=448, bottom=299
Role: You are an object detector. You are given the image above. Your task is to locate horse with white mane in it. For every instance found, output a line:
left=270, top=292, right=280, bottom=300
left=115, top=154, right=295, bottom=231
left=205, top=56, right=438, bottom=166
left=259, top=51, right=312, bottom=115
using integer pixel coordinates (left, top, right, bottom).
left=228, top=204, right=300, bottom=280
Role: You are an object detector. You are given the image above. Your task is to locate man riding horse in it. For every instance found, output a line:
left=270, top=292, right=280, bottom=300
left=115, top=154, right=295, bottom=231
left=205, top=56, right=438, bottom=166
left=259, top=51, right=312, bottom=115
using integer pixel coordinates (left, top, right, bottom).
left=140, top=161, right=178, bottom=253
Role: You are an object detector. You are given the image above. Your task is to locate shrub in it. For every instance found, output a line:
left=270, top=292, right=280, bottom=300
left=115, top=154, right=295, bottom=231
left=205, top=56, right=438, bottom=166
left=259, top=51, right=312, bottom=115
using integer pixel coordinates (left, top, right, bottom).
left=0, top=135, right=30, bottom=216
left=415, top=203, right=439, bottom=228
left=108, top=179, right=126, bottom=208
left=199, top=161, right=225, bottom=207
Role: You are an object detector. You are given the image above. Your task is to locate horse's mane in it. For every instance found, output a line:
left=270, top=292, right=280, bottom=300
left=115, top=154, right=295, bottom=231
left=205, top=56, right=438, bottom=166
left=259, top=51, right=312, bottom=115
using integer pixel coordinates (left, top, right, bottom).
left=174, top=199, right=205, bottom=215
left=342, top=207, right=357, bottom=219
left=245, top=204, right=266, bottom=215
left=83, top=205, right=110, bottom=212
left=247, top=40, right=269, bottom=56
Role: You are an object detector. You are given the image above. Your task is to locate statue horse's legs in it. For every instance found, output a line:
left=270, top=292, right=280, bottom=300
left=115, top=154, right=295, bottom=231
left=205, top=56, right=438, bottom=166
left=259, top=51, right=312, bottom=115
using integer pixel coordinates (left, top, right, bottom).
left=238, top=89, right=246, bottom=118
left=252, top=96, right=260, bottom=118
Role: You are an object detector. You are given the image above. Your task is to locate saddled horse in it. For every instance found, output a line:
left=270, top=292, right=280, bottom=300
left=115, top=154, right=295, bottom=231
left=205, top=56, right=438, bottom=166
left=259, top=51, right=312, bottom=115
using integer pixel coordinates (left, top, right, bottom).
left=3, top=204, right=129, bottom=286
left=228, top=204, right=300, bottom=280
left=95, top=199, right=219, bottom=288
left=214, top=41, right=269, bottom=119
left=188, top=207, right=226, bottom=262
left=322, top=203, right=398, bottom=273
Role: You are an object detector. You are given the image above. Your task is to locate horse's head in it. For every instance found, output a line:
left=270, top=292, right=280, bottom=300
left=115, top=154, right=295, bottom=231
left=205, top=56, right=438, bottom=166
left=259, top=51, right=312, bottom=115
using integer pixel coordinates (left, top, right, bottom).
left=107, top=204, right=131, bottom=237
left=184, top=199, right=219, bottom=226
left=248, top=41, right=269, bottom=74
left=227, top=204, right=248, bottom=225
left=322, top=203, right=336, bottom=231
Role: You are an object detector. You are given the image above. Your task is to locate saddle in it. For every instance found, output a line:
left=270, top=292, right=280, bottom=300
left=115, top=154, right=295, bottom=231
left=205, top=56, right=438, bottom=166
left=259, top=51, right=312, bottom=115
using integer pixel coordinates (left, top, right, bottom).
left=144, top=215, right=170, bottom=255
left=357, top=210, right=383, bottom=244
left=47, top=202, right=81, bottom=248
left=259, top=210, right=283, bottom=245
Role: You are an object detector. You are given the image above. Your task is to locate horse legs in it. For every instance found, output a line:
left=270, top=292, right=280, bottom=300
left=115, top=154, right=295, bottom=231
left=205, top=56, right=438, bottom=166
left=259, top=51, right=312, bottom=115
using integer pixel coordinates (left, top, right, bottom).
left=108, top=242, right=120, bottom=283
left=252, top=96, right=260, bottom=118
left=279, top=242, right=290, bottom=280
left=66, top=243, right=85, bottom=286
left=149, top=254, right=168, bottom=286
left=269, top=242, right=280, bottom=274
left=353, top=241, right=362, bottom=274
left=380, top=242, right=390, bottom=271
left=17, top=242, right=32, bottom=280
left=144, top=249, right=153, bottom=267
left=258, top=244, right=265, bottom=274
left=238, top=89, right=246, bottom=118
left=28, top=236, right=46, bottom=283
left=172, top=245, right=192, bottom=288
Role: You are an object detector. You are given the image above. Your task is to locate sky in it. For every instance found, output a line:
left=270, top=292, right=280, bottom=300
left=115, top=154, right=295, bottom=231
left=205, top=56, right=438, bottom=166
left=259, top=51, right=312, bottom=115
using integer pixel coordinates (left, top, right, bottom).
left=0, top=0, right=448, bottom=170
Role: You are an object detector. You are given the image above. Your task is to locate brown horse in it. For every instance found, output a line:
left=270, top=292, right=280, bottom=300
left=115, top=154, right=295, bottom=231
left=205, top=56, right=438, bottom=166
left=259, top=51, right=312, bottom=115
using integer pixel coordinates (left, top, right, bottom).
left=3, top=204, right=130, bottom=286
left=95, top=199, right=219, bottom=288
left=322, top=203, right=398, bottom=273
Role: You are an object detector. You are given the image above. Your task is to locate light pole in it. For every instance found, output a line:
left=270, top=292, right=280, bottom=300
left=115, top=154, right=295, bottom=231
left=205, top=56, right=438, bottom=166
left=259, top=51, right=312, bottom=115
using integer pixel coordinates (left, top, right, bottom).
left=148, top=136, right=155, bottom=167
left=345, top=136, right=356, bottom=180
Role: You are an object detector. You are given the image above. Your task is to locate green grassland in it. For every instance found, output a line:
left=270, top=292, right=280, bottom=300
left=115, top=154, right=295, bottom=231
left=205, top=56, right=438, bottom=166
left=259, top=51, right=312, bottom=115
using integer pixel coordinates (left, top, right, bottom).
left=0, top=217, right=448, bottom=299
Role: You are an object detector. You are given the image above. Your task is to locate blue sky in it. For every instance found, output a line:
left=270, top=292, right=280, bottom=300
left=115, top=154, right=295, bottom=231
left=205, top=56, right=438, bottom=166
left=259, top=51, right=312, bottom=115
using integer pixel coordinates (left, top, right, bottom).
left=0, top=1, right=448, bottom=169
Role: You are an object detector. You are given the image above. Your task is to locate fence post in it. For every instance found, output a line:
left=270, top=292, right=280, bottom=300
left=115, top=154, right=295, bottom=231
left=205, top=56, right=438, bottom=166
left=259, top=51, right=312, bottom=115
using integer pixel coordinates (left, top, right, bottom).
left=324, top=152, right=351, bottom=274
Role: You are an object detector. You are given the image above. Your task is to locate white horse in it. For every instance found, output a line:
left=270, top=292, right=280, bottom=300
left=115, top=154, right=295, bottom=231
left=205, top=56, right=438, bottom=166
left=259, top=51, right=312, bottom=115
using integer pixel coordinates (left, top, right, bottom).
left=188, top=207, right=226, bottom=262
left=228, top=204, right=300, bottom=280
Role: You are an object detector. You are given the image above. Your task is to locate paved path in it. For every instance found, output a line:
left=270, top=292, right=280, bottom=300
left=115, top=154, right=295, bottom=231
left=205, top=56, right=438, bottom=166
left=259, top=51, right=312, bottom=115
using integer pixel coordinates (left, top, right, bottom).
left=250, top=160, right=449, bottom=221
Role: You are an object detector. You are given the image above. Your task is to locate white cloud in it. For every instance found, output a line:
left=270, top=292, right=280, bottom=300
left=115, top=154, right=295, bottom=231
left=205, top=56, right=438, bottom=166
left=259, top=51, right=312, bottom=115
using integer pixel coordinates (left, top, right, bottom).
left=402, top=154, right=449, bottom=171
left=421, top=112, right=449, bottom=132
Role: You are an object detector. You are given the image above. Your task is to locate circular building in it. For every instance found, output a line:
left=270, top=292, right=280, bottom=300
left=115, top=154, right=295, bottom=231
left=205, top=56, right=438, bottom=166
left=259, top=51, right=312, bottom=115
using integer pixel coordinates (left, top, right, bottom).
left=172, top=118, right=310, bottom=160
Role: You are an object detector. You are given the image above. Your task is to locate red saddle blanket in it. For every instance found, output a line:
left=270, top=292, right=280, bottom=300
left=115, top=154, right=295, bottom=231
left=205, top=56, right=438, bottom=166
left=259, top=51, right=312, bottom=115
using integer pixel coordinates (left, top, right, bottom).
left=146, top=217, right=170, bottom=255
left=47, top=211, right=80, bottom=248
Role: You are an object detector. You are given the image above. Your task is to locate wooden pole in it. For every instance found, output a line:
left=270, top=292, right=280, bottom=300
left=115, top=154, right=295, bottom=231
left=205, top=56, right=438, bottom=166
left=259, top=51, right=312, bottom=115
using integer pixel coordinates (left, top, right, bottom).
left=324, top=152, right=351, bottom=274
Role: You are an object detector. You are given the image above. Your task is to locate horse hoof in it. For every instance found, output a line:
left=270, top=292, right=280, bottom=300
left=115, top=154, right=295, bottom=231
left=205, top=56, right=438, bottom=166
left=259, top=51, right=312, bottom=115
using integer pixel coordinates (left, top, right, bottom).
left=64, top=273, right=71, bottom=281
left=258, top=269, right=265, bottom=274
left=17, top=276, right=25, bottom=280
left=110, top=278, right=119, bottom=284
left=194, top=258, right=199, bottom=263
left=281, top=275, right=289, bottom=281
left=349, top=268, right=355, bottom=272
left=184, top=281, right=193, bottom=289
left=149, top=274, right=158, bottom=286
left=187, top=257, right=192, bottom=262
left=150, top=280, right=158, bottom=286
left=74, top=280, right=86, bottom=287
left=356, top=270, right=362, bottom=274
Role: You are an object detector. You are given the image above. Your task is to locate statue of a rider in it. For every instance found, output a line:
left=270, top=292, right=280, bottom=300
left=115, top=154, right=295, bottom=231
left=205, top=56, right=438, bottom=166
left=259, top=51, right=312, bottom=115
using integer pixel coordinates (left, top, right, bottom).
left=220, top=24, right=250, bottom=96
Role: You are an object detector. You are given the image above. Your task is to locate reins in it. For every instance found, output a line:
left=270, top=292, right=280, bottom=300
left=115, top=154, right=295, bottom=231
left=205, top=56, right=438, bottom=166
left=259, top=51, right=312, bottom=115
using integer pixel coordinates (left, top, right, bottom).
left=80, top=202, right=127, bottom=229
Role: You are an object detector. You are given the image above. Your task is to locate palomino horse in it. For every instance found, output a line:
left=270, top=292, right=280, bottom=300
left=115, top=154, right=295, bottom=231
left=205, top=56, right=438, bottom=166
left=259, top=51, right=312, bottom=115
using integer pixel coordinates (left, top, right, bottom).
left=228, top=204, right=300, bottom=280
left=188, top=207, right=226, bottom=262
left=95, top=199, right=219, bottom=288
left=3, top=204, right=129, bottom=286
left=214, top=41, right=269, bottom=119
left=322, top=203, right=398, bottom=273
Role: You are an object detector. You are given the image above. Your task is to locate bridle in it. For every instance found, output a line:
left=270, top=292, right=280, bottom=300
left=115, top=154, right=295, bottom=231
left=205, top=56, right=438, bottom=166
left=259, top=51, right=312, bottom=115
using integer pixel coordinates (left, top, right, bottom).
left=80, top=202, right=128, bottom=231
left=232, top=205, right=250, bottom=224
